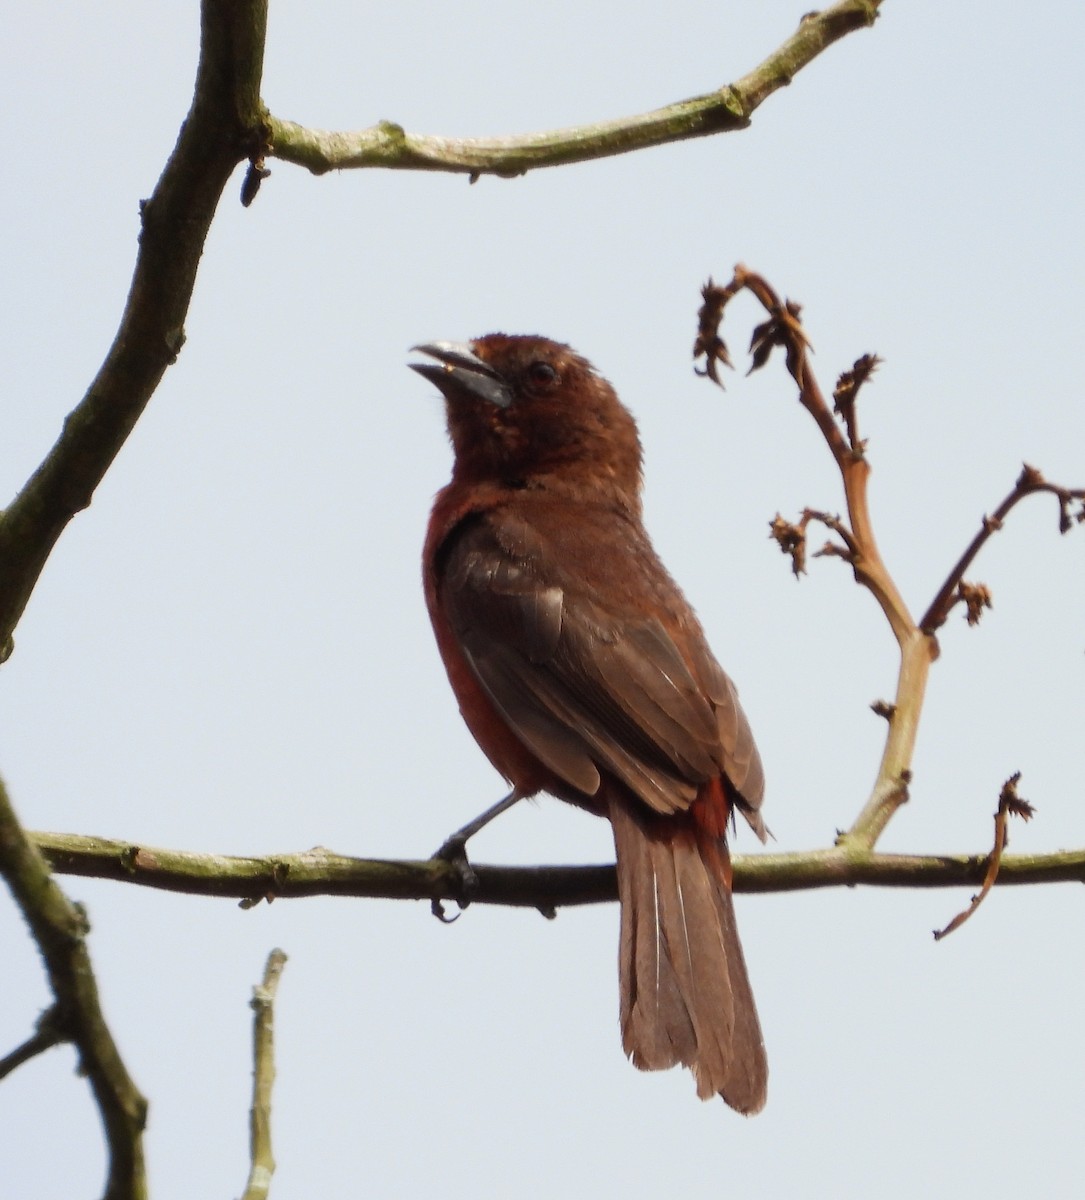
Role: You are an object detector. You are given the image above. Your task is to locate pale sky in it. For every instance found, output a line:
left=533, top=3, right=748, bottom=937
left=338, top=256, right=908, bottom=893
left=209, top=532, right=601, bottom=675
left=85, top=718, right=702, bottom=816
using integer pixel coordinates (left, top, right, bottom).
left=2, top=2, right=1083, bottom=1197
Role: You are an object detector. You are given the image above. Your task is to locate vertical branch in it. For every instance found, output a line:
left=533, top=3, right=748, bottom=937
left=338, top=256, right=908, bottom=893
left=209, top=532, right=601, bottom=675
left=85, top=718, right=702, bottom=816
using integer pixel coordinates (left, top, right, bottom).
left=0, top=0, right=269, bottom=654
left=0, top=7, right=274, bottom=1198
left=0, top=775, right=147, bottom=1200
left=697, top=268, right=938, bottom=849
left=241, top=949, right=288, bottom=1200
left=844, top=630, right=931, bottom=847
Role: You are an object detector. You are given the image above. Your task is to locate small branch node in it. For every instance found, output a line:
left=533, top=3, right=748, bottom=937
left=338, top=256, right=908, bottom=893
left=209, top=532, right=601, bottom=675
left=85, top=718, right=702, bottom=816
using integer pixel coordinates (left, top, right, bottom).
left=1017, top=462, right=1045, bottom=491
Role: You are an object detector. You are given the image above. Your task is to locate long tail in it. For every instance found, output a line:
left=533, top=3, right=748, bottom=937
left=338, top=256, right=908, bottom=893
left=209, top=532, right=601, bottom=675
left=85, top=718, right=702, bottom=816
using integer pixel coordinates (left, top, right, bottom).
left=609, top=795, right=767, bottom=1114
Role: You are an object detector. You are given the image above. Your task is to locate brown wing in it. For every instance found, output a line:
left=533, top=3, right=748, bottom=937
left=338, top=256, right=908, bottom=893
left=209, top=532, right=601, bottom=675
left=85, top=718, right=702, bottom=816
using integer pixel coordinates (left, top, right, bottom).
left=437, top=510, right=764, bottom=825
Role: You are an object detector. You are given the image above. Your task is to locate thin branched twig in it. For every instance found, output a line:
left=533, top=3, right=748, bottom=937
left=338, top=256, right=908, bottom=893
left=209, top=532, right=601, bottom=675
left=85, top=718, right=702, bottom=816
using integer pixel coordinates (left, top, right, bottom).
left=693, top=266, right=1083, bottom=866
left=921, top=466, right=1085, bottom=633
left=696, top=266, right=933, bottom=848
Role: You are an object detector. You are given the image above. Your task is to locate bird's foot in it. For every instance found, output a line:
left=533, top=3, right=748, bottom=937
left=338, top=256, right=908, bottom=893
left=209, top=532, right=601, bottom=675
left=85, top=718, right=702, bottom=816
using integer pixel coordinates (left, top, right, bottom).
left=430, top=833, right=480, bottom=923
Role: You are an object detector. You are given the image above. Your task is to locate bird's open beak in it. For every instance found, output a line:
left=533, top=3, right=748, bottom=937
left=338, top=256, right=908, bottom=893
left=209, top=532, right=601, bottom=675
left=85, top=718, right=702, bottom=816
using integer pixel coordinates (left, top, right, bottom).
left=409, top=341, right=513, bottom=409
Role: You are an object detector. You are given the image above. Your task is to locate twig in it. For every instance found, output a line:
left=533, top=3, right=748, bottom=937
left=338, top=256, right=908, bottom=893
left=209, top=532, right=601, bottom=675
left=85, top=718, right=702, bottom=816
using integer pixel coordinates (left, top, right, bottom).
left=921, top=465, right=1085, bottom=633
left=267, top=2, right=882, bottom=178
left=0, top=778, right=148, bottom=1200
left=833, top=353, right=881, bottom=452
left=768, top=508, right=858, bottom=576
left=933, top=774, right=1036, bottom=940
left=241, top=949, right=288, bottom=1200
left=0, top=1008, right=66, bottom=1082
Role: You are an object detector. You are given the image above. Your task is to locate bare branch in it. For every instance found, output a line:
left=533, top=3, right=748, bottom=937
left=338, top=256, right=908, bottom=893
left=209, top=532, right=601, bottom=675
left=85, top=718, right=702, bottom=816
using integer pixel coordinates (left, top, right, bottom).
left=921, top=465, right=1085, bottom=634
left=0, top=1008, right=66, bottom=1082
left=933, top=773, right=1036, bottom=941
left=266, top=3, right=882, bottom=178
left=0, top=0, right=270, bottom=656
left=241, top=949, right=288, bottom=1200
left=28, top=830, right=1085, bottom=903
left=695, top=272, right=1083, bottom=857
left=1, top=779, right=147, bottom=1200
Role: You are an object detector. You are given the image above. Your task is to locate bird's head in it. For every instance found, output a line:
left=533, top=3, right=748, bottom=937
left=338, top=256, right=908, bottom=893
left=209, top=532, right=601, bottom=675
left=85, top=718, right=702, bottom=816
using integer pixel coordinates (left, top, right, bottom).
left=411, top=334, right=643, bottom=507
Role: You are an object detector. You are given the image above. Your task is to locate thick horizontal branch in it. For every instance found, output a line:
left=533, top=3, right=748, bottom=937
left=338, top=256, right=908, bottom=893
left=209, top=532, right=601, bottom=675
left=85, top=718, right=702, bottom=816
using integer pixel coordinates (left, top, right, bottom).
left=268, top=1, right=881, bottom=177
left=32, top=832, right=1085, bottom=910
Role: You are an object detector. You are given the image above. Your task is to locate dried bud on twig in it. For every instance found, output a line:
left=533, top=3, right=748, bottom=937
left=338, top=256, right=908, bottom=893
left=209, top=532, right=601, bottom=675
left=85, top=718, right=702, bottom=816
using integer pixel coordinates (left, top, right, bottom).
left=769, top=513, right=807, bottom=576
left=998, top=771, right=1036, bottom=824
left=1012, top=464, right=1085, bottom=533
left=769, top=508, right=860, bottom=578
left=833, top=353, right=881, bottom=451
left=748, top=299, right=809, bottom=377
left=693, top=278, right=739, bottom=385
left=957, top=581, right=992, bottom=626
left=1017, top=463, right=1044, bottom=490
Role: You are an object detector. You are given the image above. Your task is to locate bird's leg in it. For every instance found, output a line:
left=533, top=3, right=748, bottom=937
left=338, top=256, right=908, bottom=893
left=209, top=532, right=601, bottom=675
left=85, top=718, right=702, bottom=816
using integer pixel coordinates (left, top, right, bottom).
left=435, top=788, right=525, bottom=857
left=430, top=789, right=524, bottom=922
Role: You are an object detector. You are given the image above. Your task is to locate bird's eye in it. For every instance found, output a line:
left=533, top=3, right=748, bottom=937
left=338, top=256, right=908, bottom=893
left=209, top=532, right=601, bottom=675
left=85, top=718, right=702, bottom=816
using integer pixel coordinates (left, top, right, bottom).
left=527, top=361, right=559, bottom=388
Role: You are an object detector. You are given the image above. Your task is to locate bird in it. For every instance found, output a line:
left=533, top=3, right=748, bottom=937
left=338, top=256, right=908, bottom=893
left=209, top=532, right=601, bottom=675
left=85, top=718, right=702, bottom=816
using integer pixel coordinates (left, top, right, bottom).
left=411, top=334, right=768, bottom=1113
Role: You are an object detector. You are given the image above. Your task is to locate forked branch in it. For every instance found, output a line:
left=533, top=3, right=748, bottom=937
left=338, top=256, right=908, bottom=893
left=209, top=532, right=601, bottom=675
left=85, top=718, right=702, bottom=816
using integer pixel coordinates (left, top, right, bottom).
left=694, top=266, right=1083, bottom=855
left=0, top=777, right=147, bottom=1200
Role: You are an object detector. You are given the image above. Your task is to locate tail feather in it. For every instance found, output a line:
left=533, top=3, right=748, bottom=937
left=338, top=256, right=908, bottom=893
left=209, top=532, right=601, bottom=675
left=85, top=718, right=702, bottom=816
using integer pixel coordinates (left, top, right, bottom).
left=611, top=796, right=767, bottom=1114
left=618, top=813, right=697, bottom=1069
